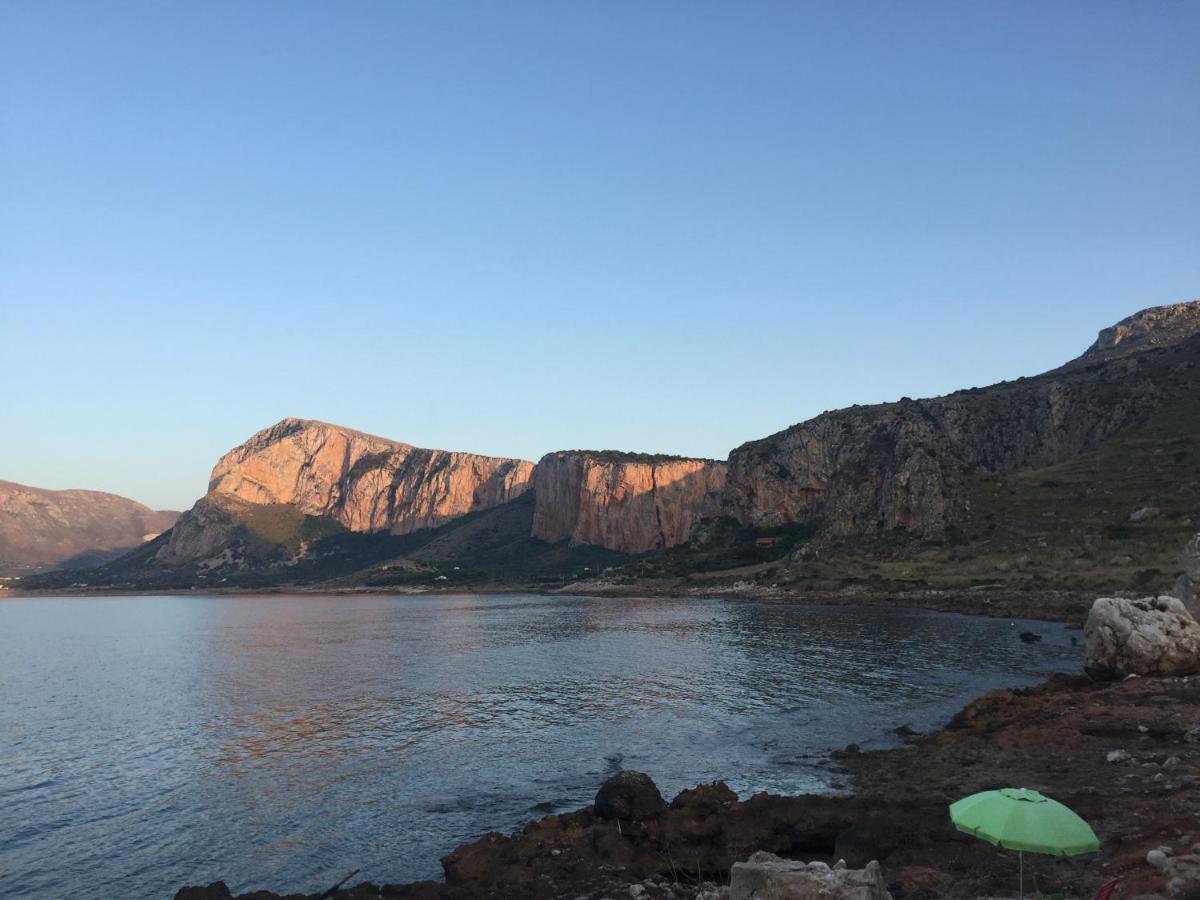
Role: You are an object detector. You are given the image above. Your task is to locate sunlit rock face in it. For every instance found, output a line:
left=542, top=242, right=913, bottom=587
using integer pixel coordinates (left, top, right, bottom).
left=722, top=301, right=1200, bottom=540
left=531, top=451, right=727, bottom=554
left=207, top=418, right=534, bottom=535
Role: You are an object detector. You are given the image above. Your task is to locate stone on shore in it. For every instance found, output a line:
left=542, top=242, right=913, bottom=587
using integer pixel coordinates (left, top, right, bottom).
left=1172, top=533, right=1200, bottom=618
left=1084, top=596, right=1200, bottom=679
left=594, top=770, right=667, bottom=822
left=730, top=851, right=893, bottom=900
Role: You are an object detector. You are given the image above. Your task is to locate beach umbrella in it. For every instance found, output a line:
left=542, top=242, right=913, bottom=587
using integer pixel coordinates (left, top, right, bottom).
left=949, top=788, right=1100, bottom=899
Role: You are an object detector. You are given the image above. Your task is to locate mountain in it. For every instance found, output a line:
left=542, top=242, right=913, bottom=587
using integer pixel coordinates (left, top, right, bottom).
left=721, top=301, right=1200, bottom=542
left=0, top=480, right=178, bottom=574
left=150, top=418, right=534, bottom=568
left=27, top=299, right=1200, bottom=599
left=530, top=451, right=727, bottom=554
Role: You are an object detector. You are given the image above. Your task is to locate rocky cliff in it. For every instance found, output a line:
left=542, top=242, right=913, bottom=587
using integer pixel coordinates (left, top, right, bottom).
left=206, top=418, right=533, bottom=534
left=0, top=480, right=177, bottom=572
left=155, top=419, right=534, bottom=564
left=531, top=452, right=727, bottom=554
left=1081, top=301, right=1200, bottom=364
left=723, top=300, right=1200, bottom=540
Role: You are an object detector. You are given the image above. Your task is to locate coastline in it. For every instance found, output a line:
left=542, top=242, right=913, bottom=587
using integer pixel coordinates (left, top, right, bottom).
left=175, top=668, right=1200, bottom=900
left=1, top=584, right=1096, bottom=625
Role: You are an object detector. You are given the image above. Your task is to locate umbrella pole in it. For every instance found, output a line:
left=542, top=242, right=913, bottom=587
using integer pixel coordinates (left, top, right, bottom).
left=1019, top=850, right=1024, bottom=900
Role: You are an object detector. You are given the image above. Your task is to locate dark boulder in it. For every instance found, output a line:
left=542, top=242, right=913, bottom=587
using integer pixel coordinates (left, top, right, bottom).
left=594, top=770, right=666, bottom=821
left=174, top=884, right=233, bottom=900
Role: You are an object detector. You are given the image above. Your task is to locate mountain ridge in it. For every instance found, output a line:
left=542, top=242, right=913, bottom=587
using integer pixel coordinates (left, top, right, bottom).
left=22, top=298, right=1200, bottom=601
left=0, top=480, right=179, bottom=574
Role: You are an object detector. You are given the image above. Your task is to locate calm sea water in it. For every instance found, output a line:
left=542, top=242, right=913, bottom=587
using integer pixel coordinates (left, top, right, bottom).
left=0, top=593, right=1079, bottom=899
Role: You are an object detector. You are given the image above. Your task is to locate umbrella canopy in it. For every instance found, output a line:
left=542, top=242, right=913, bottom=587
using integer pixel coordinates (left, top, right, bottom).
left=949, top=788, right=1100, bottom=856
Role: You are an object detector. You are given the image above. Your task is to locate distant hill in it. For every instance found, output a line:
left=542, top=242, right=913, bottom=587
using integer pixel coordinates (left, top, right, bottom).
left=0, top=481, right=178, bottom=576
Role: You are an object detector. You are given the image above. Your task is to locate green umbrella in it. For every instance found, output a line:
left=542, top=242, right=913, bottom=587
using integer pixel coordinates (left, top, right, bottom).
left=949, top=788, right=1100, bottom=899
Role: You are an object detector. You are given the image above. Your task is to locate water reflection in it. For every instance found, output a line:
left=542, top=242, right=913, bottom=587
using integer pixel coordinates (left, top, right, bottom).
left=0, top=593, right=1079, bottom=899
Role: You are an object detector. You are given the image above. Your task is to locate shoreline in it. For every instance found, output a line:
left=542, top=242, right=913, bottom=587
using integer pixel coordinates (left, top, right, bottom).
left=176, top=669, right=1200, bottom=900
left=0, top=583, right=1097, bottom=625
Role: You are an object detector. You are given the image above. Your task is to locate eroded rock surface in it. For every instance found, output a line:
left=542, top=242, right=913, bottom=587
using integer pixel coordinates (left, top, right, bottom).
left=723, top=300, right=1200, bottom=540
left=1173, top=534, right=1200, bottom=617
left=1085, top=596, right=1200, bottom=679
left=730, top=852, right=893, bottom=900
left=531, top=452, right=727, bottom=553
left=209, top=418, right=534, bottom=535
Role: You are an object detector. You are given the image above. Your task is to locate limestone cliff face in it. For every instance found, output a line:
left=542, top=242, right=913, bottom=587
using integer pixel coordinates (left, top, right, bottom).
left=205, top=418, right=533, bottom=535
left=0, top=480, right=177, bottom=570
left=724, top=301, right=1200, bottom=540
left=1082, top=300, right=1200, bottom=363
left=531, top=452, right=727, bottom=553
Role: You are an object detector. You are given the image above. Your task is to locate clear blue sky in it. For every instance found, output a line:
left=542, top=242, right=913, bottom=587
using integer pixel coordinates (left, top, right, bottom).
left=2, top=2, right=1197, bottom=511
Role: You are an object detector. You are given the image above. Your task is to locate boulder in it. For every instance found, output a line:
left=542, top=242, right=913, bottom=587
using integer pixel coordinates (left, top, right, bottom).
left=173, top=884, right=233, bottom=900
left=1084, top=596, right=1200, bottom=680
left=1172, top=534, right=1200, bottom=618
left=594, top=770, right=666, bottom=822
left=730, top=851, right=894, bottom=900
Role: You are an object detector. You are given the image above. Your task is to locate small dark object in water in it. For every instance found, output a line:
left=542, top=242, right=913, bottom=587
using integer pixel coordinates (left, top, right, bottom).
left=894, top=723, right=919, bottom=738
left=1020, top=631, right=1042, bottom=643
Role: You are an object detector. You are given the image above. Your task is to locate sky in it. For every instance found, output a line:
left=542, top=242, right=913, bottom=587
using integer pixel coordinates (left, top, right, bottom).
left=2, top=2, right=1197, bottom=511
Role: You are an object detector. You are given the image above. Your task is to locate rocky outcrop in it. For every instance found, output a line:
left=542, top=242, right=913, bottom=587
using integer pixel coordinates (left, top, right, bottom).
left=1083, top=300, right=1200, bottom=363
left=730, top=852, right=893, bottom=900
left=207, top=418, right=534, bottom=535
left=1173, top=534, right=1200, bottom=616
left=531, top=452, right=727, bottom=553
left=723, top=301, right=1200, bottom=539
left=1084, top=596, right=1200, bottom=679
left=0, top=479, right=177, bottom=571
left=593, top=770, right=666, bottom=822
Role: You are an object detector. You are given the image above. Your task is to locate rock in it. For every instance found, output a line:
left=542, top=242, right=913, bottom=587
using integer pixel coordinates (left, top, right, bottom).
left=629, top=885, right=647, bottom=898
left=156, top=418, right=535, bottom=566
left=207, top=418, right=533, bottom=535
left=530, top=451, right=727, bottom=553
left=722, top=302, right=1200, bottom=541
left=1164, top=853, right=1200, bottom=899
left=1172, top=534, right=1200, bottom=618
left=730, top=851, right=893, bottom=900
left=594, top=771, right=666, bottom=822
left=1130, top=507, right=1163, bottom=523
left=1084, top=596, right=1200, bottom=680
left=1020, top=631, right=1042, bottom=643
left=1107, top=749, right=1132, bottom=763
left=1149, top=848, right=1171, bottom=869
left=173, top=884, right=233, bottom=900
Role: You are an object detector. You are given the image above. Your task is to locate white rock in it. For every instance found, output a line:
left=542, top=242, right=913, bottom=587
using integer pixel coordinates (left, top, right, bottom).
left=730, top=851, right=893, bottom=900
left=1107, top=749, right=1131, bottom=763
left=1084, top=596, right=1200, bottom=679
left=1149, top=848, right=1170, bottom=869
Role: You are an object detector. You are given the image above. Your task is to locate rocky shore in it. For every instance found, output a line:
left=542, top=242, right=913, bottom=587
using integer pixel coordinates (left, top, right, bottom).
left=175, top=666, right=1200, bottom=900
